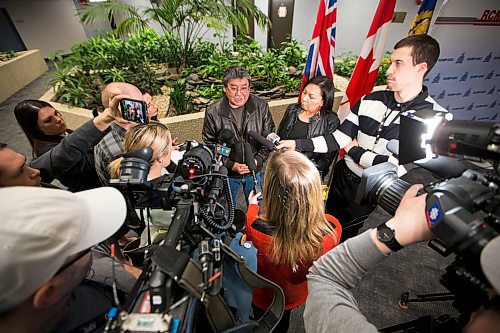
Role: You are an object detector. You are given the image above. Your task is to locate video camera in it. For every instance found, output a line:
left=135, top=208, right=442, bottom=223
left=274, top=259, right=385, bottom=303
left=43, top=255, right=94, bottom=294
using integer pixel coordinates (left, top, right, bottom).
left=108, top=141, right=285, bottom=332
left=356, top=114, right=500, bottom=329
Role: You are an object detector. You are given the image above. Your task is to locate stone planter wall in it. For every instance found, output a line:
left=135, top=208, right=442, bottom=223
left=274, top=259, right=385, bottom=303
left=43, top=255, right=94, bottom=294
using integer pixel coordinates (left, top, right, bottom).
left=0, top=50, right=48, bottom=103
left=40, top=84, right=386, bottom=143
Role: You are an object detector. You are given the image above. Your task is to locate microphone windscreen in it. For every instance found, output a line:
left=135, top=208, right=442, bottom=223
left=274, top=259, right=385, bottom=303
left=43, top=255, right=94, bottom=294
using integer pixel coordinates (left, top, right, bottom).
left=218, top=128, right=235, bottom=147
left=248, top=130, right=276, bottom=151
left=261, top=129, right=271, bottom=137
left=233, top=209, right=247, bottom=232
left=123, top=147, right=153, bottom=161
left=244, top=143, right=257, bottom=171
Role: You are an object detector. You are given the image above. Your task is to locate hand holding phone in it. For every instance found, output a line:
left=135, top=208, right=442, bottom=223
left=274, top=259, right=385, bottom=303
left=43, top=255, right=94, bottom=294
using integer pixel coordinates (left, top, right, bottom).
left=119, top=98, right=148, bottom=124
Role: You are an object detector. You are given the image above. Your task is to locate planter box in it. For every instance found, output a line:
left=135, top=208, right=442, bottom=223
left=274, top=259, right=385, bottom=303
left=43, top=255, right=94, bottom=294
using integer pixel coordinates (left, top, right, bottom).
left=0, top=50, right=48, bottom=103
left=40, top=84, right=386, bottom=143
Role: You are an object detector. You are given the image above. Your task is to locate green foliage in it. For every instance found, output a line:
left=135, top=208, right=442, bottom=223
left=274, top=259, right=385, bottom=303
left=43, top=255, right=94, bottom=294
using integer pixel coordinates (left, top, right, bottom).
left=49, top=29, right=180, bottom=109
left=278, top=39, right=307, bottom=68
left=0, top=50, right=17, bottom=62
left=335, top=51, right=391, bottom=86
left=194, top=84, right=224, bottom=100
left=168, top=80, right=188, bottom=115
left=80, top=0, right=269, bottom=69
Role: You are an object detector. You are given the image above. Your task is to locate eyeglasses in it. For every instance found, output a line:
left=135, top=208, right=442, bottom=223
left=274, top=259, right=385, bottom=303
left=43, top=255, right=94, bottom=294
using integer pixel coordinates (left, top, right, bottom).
left=53, top=247, right=92, bottom=276
left=226, top=86, right=250, bottom=94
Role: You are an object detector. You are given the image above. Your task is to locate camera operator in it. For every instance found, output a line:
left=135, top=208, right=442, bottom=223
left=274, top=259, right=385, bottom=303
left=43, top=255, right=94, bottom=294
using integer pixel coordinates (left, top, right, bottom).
left=303, top=184, right=500, bottom=333
left=108, top=122, right=175, bottom=246
left=0, top=186, right=126, bottom=333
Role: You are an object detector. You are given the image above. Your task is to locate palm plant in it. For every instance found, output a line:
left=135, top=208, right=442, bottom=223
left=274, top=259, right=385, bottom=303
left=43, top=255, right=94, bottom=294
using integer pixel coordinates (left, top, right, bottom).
left=81, top=0, right=269, bottom=69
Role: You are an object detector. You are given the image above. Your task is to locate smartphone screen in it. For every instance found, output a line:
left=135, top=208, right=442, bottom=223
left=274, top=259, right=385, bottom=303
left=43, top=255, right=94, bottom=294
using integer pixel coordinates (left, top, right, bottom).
left=119, top=98, right=148, bottom=124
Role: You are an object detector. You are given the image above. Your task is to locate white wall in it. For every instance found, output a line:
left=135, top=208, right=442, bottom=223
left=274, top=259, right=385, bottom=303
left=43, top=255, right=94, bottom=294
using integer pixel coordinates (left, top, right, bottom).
left=0, top=0, right=88, bottom=58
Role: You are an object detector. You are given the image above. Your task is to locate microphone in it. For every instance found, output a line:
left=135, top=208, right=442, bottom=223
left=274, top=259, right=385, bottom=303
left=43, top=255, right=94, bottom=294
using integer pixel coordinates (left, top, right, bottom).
left=218, top=128, right=235, bottom=147
left=232, top=209, right=247, bottom=233
left=262, top=130, right=281, bottom=145
left=248, top=130, right=276, bottom=151
left=244, top=143, right=262, bottom=194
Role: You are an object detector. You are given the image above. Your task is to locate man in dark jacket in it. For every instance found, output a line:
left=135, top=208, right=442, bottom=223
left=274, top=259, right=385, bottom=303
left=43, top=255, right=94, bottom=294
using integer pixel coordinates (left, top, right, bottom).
left=202, top=66, right=275, bottom=204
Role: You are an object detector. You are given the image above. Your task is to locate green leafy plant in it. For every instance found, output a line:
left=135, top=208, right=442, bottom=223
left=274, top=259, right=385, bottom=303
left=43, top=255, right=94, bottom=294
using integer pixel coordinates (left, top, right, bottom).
left=278, top=38, right=307, bottom=68
left=169, top=80, right=188, bottom=115
left=194, top=84, right=223, bottom=100
left=49, top=29, right=166, bottom=110
left=0, top=50, right=17, bottom=62
left=335, top=51, right=391, bottom=86
left=80, top=0, right=269, bottom=69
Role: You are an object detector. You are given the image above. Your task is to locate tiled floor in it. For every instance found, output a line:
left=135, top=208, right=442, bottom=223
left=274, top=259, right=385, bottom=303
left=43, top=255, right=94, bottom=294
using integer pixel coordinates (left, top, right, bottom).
left=0, top=64, right=457, bottom=332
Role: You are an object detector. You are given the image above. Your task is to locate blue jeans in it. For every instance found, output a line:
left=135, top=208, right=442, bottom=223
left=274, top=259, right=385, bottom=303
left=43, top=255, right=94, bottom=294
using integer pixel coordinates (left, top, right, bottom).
left=229, top=172, right=262, bottom=206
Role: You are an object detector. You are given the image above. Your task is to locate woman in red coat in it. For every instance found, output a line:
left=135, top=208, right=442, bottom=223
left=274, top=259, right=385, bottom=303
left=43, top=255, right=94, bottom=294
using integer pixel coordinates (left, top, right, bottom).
left=245, top=149, right=342, bottom=332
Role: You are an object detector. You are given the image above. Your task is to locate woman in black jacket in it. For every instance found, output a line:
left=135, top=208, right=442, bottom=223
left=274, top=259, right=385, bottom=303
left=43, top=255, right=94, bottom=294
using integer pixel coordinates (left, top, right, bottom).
left=14, top=99, right=101, bottom=191
left=277, top=76, right=339, bottom=179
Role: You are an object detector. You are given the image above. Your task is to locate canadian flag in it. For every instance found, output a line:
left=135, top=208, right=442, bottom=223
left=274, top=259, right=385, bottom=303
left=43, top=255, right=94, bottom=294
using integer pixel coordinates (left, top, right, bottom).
left=337, top=0, right=396, bottom=121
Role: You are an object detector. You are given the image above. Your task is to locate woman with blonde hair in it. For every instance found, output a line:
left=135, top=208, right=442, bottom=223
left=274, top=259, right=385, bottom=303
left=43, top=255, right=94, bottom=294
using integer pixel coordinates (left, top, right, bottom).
left=245, top=149, right=342, bottom=332
left=109, top=122, right=172, bottom=181
left=109, top=122, right=173, bottom=246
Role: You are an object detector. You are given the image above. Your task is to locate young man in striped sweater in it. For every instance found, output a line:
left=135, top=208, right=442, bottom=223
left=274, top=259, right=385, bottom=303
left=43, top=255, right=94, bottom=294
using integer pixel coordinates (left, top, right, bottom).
left=277, top=35, right=448, bottom=241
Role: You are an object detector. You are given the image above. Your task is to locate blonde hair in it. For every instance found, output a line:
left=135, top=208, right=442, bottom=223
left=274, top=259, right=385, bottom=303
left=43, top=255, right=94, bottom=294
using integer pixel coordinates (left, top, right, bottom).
left=260, top=150, right=336, bottom=266
left=109, top=123, right=171, bottom=179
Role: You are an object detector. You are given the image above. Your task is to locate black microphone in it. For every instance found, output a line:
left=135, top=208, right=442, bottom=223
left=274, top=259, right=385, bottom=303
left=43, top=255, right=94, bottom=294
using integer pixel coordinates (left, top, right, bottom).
left=232, top=209, right=247, bottom=233
left=207, top=166, right=228, bottom=204
left=261, top=130, right=281, bottom=145
left=244, top=143, right=262, bottom=195
left=218, top=128, right=235, bottom=147
left=248, top=130, right=276, bottom=151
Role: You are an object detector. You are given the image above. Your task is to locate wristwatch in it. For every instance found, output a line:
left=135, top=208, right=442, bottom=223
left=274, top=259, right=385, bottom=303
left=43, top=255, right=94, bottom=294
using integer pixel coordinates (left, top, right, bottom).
left=376, top=223, right=403, bottom=252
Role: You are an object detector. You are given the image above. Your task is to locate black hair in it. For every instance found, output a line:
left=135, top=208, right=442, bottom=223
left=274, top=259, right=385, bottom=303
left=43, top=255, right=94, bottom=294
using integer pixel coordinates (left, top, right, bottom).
left=305, top=75, right=335, bottom=112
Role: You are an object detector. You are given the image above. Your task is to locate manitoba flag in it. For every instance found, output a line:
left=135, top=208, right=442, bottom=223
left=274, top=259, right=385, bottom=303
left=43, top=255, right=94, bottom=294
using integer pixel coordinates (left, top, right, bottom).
left=299, top=0, right=337, bottom=99
left=337, top=0, right=396, bottom=120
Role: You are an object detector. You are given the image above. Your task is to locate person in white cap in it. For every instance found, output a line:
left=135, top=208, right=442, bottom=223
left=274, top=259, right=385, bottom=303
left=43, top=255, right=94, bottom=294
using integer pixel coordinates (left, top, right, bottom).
left=0, top=186, right=126, bottom=333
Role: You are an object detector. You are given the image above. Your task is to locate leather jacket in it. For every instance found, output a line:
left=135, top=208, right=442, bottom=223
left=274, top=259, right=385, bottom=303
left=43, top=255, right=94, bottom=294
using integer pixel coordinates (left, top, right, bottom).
left=202, top=95, right=276, bottom=178
left=278, top=103, right=339, bottom=178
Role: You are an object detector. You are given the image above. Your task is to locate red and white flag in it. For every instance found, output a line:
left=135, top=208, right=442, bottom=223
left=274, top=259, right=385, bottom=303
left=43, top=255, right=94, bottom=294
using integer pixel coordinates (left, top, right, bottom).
left=299, top=0, right=337, bottom=101
left=337, top=0, right=396, bottom=121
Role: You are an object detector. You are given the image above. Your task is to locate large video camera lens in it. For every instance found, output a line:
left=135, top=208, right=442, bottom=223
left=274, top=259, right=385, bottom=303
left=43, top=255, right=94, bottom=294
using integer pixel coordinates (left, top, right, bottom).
left=356, top=162, right=411, bottom=216
left=180, top=145, right=214, bottom=179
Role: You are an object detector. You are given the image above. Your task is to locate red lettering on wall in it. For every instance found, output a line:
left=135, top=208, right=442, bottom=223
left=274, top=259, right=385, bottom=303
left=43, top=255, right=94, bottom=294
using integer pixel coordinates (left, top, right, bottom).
left=481, top=10, right=490, bottom=21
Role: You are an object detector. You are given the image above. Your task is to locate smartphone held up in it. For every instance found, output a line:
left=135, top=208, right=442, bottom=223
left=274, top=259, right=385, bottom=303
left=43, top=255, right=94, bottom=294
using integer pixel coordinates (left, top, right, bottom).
left=120, top=98, right=148, bottom=124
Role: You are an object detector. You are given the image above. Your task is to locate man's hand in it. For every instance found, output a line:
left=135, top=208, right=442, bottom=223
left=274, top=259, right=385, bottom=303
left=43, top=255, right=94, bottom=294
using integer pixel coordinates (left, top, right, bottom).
left=388, top=184, right=434, bottom=244
left=248, top=190, right=261, bottom=205
left=93, top=93, right=129, bottom=131
left=232, top=162, right=250, bottom=174
left=276, top=140, right=296, bottom=150
left=344, top=139, right=358, bottom=154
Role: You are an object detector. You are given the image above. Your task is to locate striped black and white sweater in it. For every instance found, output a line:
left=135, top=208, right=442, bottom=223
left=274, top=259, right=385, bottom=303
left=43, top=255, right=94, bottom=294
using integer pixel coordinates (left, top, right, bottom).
left=295, top=87, right=448, bottom=177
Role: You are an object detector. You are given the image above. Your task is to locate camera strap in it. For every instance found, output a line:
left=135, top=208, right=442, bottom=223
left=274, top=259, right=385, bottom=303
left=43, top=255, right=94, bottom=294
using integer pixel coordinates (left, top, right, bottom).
left=153, top=235, right=284, bottom=332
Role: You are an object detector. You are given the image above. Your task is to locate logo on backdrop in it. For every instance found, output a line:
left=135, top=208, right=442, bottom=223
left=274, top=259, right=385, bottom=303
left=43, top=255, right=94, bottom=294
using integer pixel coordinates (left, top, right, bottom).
left=483, top=52, right=492, bottom=62
left=456, top=53, right=465, bottom=64
left=432, top=73, right=441, bottom=83
left=488, top=86, right=496, bottom=95
left=460, top=72, right=469, bottom=81
left=463, top=88, right=471, bottom=97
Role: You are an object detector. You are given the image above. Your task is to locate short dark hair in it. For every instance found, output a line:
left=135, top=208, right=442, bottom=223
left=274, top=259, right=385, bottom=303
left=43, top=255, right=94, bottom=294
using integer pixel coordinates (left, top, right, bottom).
left=305, top=75, right=335, bottom=113
left=14, top=99, right=62, bottom=157
left=394, top=35, right=440, bottom=77
left=222, top=66, right=251, bottom=87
